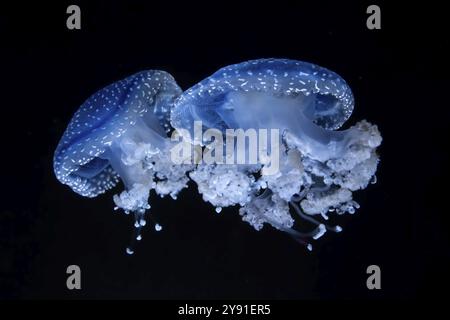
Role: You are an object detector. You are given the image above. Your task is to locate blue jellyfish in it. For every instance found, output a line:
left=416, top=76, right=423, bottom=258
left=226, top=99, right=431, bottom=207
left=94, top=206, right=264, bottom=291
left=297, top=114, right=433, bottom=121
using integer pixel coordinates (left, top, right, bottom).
left=171, top=58, right=382, bottom=249
left=54, top=70, right=193, bottom=253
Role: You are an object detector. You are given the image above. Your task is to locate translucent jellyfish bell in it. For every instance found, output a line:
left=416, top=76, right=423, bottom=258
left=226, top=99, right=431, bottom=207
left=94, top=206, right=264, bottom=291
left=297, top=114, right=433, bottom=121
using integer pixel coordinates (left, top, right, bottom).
left=172, top=58, right=382, bottom=250
left=54, top=70, right=193, bottom=253
left=171, top=58, right=354, bottom=138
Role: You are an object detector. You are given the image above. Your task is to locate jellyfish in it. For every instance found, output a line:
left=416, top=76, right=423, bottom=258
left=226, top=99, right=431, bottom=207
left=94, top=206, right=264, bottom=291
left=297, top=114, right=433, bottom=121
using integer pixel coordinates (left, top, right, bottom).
left=53, top=70, right=193, bottom=253
left=171, top=58, right=382, bottom=249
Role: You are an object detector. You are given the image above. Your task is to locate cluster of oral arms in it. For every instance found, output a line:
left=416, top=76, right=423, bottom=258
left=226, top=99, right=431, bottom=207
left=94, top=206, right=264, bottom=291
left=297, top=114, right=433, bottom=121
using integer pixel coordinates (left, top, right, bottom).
left=54, top=58, right=382, bottom=254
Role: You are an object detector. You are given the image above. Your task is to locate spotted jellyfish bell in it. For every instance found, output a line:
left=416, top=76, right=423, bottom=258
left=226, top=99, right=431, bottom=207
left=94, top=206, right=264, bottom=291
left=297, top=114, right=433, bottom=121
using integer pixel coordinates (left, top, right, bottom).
left=53, top=70, right=193, bottom=254
left=171, top=58, right=382, bottom=250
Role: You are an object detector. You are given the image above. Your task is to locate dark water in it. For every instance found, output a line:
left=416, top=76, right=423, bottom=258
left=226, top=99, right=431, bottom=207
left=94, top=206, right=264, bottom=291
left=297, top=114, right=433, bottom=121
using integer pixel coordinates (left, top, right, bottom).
left=0, top=1, right=448, bottom=299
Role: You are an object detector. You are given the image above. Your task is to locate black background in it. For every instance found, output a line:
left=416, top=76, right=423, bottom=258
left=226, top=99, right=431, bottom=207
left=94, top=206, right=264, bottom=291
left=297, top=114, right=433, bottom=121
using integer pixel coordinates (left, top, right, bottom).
left=0, top=1, right=448, bottom=299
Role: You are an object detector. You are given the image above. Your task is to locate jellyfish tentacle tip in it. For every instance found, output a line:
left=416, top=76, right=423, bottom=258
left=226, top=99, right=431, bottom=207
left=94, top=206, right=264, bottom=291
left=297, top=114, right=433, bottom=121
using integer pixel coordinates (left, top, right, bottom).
left=312, top=224, right=327, bottom=240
